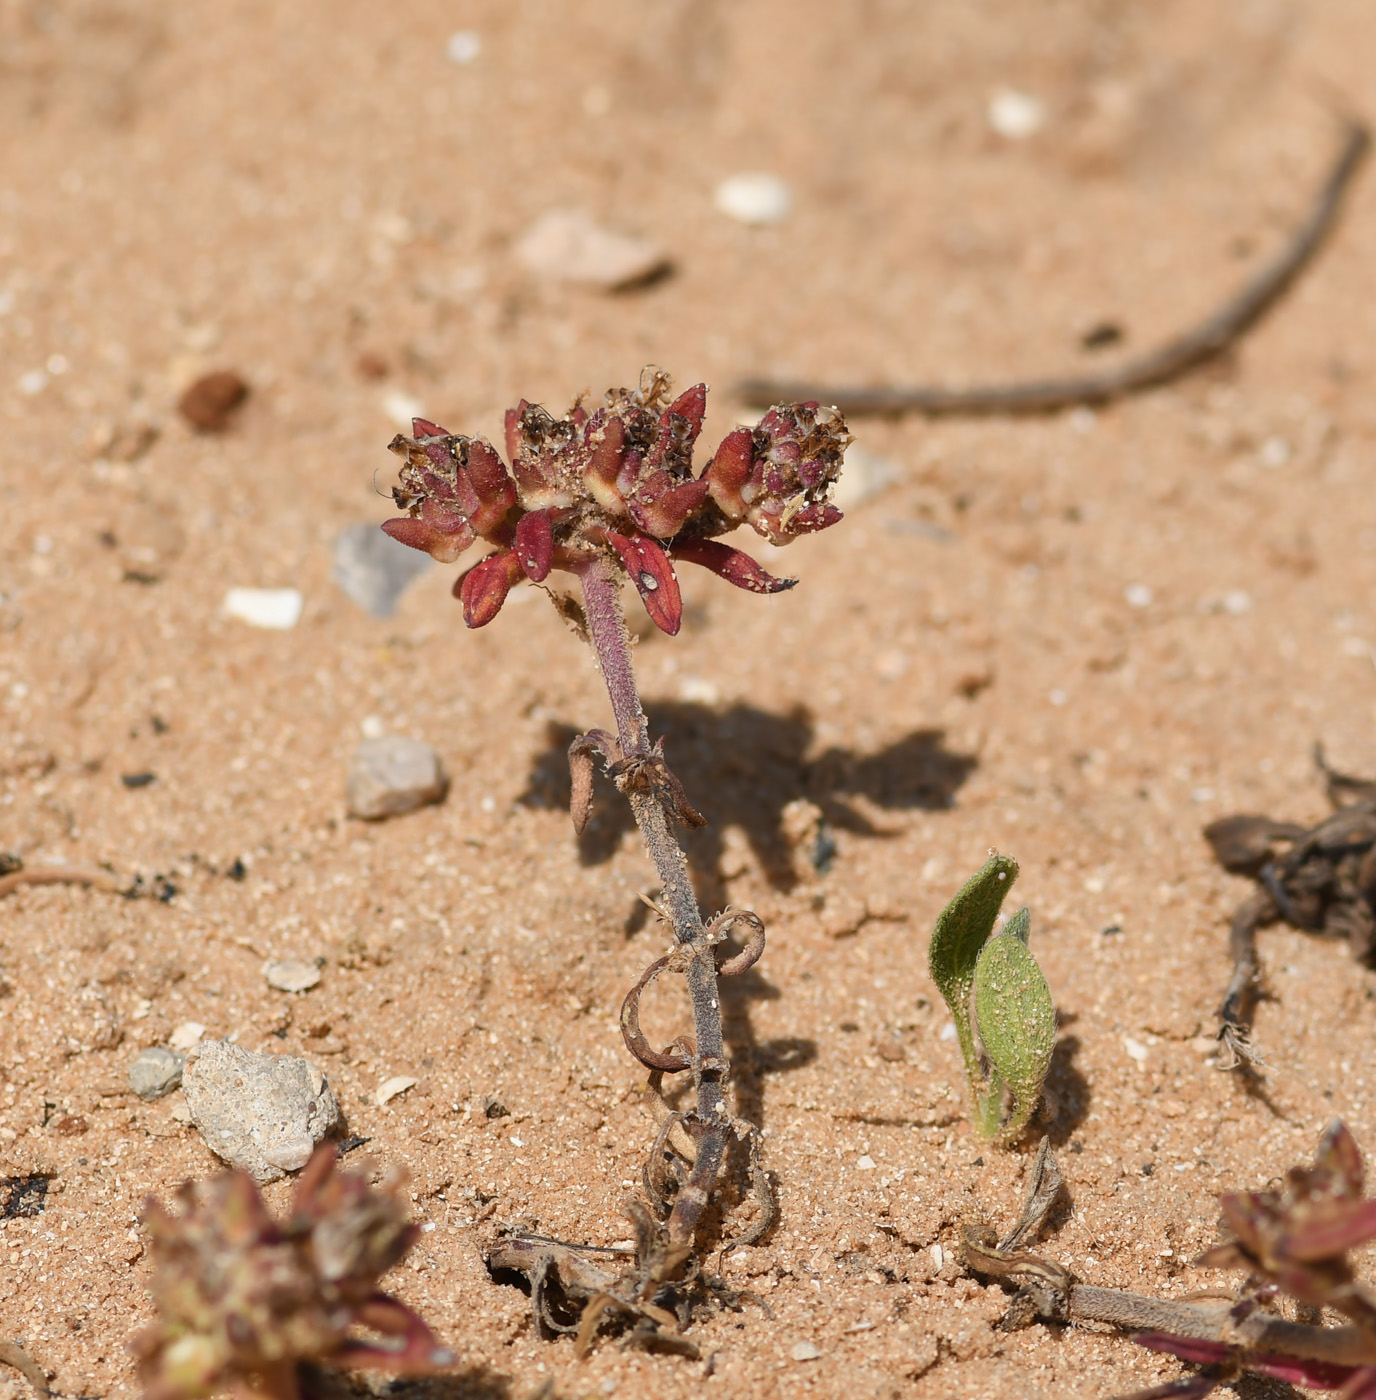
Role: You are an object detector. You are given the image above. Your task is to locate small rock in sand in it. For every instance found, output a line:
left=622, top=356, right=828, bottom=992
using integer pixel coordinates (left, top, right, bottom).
left=223, top=586, right=303, bottom=630
left=264, top=959, right=321, bottom=993
left=347, top=734, right=448, bottom=820
left=178, top=369, right=249, bottom=432
left=514, top=209, right=668, bottom=290
left=713, top=173, right=792, bottom=226
left=169, top=1021, right=206, bottom=1052
left=128, top=1046, right=185, bottom=1101
left=332, top=523, right=432, bottom=619
left=182, top=1040, right=339, bottom=1183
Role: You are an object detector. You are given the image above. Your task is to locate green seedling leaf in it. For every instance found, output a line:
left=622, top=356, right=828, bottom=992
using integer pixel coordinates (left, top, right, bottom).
left=928, top=852, right=1019, bottom=1099
left=974, top=922, right=1056, bottom=1142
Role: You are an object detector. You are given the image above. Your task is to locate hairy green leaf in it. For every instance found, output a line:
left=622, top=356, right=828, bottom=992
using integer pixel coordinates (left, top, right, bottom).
left=974, top=925, right=1056, bottom=1142
left=928, top=852, right=1019, bottom=1092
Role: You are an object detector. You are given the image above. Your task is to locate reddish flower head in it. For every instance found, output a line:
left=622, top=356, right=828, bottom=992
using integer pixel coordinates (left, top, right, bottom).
left=381, top=369, right=851, bottom=633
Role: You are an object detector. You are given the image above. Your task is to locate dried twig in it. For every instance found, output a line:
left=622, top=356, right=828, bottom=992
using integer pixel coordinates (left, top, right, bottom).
left=963, top=1123, right=1376, bottom=1399
left=0, top=1342, right=51, bottom=1399
left=738, top=119, right=1369, bottom=416
left=0, top=867, right=125, bottom=900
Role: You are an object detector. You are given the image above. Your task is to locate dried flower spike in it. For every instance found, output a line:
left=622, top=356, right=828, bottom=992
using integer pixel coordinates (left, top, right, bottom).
left=132, top=1146, right=452, bottom=1400
left=382, top=368, right=851, bottom=633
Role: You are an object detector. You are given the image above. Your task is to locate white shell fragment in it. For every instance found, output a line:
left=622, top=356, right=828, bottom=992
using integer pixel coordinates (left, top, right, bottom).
left=222, top=587, right=303, bottom=630
left=714, top=173, right=792, bottom=226
left=264, top=959, right=321, bottom=993
left=375, top=1075, right=419, bottom=1106
left=515, top=209, right=668, bottom=290
left=790, top=1341, right=823, bottom=1362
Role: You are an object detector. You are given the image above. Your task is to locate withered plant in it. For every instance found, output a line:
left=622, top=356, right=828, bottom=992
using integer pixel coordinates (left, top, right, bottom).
left=379, top=368, right=849, bottom=1350
left=132, top=1146, right=452, bottom=1400
left=963, top=1122, right=1376, bottom=1400
left=1205, top=748, right=1376, bottom=1069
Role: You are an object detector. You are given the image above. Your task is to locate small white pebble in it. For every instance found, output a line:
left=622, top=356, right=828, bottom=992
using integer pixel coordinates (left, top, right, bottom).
left=988, top=88, right=1046, bottom=140
left=169, top=1021, right=207, bottom=1052
left=360, top=714, right=386, bottom=739
left=382, top=388, right=426, bottom=431
left=1123, top=1036, right=1150, bottom=1065
left=223, top=587, right=303, bottom=630
left=421, top=1222, right=437, bottom=1233
left=1222, top=589, right=1252, bottom=615
left=1048, top=688, right=1068, bottom=706
left=32, top=535, right=53, bottom=555
left=856, top=1154, right=877, bottom=1171
left=1258, top=435, right=1291, bottom=468
left=790, top=1340, right=822, bottom=1363
left=1191, top=787, right=1215, bottom=804
left=445, top=30, right=481, bottom=64
left=45, top=353, right=68, bottom=375
left=714, top=172, right=792, bottom=226
left=17, top=369, right=48, bottom=396
left=679, top=675, right=720, bottom=705
left=1124, top=583, right=1154, bottom=608
left=939, top=1020, right=957, bottom=1041
left=375, top=1075, right=419, bottom=1107
left=930, top=1244, right=944, bottom=1270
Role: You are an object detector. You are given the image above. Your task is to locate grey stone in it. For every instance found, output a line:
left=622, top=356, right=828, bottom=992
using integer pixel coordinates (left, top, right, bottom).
left=347, top=734, right=448, bottom=820
left=128, top=1045, right=185, bottom=1101
left=332, top=523, right=433, bottom=619
left=182, top=1040, right=339, bottom=1183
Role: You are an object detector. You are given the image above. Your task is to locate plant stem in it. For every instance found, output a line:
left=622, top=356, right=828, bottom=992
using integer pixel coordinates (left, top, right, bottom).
left=578, top=555, right=732, bottom=1249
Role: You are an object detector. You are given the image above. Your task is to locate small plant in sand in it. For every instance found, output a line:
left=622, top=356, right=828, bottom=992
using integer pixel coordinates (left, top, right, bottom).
left=132, top=1146, right=452, bottom=1400
left=928, top=852, right=1056, bottom=1142
left=380, top=368, right=849, bottom=1351
left=964, top=1121, right=1376, bottom=1400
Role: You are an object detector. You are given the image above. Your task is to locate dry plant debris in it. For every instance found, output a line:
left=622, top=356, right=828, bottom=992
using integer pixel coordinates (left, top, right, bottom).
left=1205, top=749, right=1376, bottom=1069
left=132, top=1145, right=453, bottom=1400
left=964, top=1123, right=1376, bottom=1400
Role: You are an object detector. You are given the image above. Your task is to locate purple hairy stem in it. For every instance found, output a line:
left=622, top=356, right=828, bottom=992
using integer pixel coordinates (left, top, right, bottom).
left=577, top=554, right=731, bottom=1249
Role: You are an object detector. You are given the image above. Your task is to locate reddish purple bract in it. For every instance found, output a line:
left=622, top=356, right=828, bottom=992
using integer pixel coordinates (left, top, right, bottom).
left=382, top=368, right=850, bottom=631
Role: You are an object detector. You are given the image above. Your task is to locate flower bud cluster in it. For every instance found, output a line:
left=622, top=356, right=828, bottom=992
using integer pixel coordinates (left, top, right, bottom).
left=133, top=1147, right=451, bottom=1400
left=382, top=369, right=850, bottom=633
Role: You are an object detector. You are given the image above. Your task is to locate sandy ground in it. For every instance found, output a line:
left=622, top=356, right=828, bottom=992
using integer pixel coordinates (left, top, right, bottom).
left=3, top=2, right=1376, bottom=1397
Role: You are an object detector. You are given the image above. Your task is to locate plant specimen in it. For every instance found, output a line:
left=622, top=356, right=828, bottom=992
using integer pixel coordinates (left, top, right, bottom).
left=132, top=1146, right=453, bottom=1400
left=1204, top=748, right=1376, bottom=1069
left=928, top=852, right=1056, bottom=1142
left=964, top=1122, right=1376, bottom=1400
left=380, top=368, right=849, bottom=1348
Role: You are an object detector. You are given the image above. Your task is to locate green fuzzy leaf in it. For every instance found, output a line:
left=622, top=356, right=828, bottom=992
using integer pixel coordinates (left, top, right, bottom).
left=927, top=853, right=1019, bottom=1091
left=974, top=924, right=1056, bottom=1142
